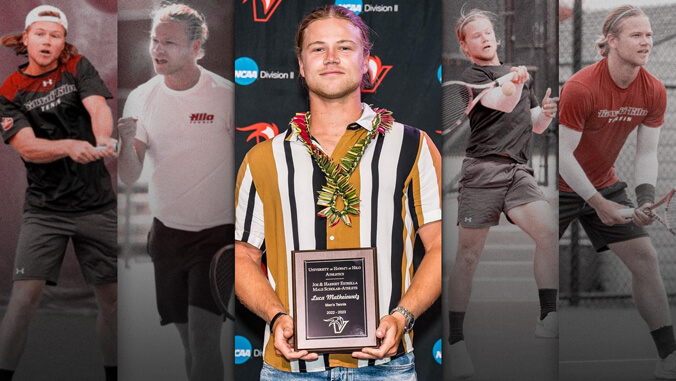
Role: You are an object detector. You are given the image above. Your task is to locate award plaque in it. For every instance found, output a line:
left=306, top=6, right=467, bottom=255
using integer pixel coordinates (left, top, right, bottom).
left=291, top=248, right=379, bottom=352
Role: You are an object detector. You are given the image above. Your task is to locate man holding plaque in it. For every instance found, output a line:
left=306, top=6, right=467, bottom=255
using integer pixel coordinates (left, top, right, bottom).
left=235, top=5, right=442, bottom=379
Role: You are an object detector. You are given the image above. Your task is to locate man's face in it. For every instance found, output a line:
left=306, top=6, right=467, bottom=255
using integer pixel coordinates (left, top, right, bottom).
left=609, top=15, right=652, bottom=67
left=298, top=17, right=368, bottom=101
left=149, top=20, right=198, bottom=77
left=460, top=18, right=499, bottom=65
left=23, top=22, right=66, bottom=73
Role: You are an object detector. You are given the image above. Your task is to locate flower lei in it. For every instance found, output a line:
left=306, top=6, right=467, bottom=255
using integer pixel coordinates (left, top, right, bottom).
left=290, top=107, right=394, bottom=227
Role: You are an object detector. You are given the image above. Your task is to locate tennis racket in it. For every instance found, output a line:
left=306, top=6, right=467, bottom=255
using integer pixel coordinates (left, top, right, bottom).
left=209, top=244, right=236, bottom=320
left=619, top=187, right=675, bottom=235
left=441, top=72, right=515, bottom=135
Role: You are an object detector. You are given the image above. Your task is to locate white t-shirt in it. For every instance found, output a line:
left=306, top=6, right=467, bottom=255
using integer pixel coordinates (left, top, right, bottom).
left=123, top=67, right=234, bottom=231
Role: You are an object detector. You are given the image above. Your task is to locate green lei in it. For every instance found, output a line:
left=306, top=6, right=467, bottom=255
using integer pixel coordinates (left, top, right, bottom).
left=290, top=107, right=394, bottom=227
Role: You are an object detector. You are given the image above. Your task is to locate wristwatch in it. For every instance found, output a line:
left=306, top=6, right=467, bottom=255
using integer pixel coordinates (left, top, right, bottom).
left=390, top=306, right=415, bottom=333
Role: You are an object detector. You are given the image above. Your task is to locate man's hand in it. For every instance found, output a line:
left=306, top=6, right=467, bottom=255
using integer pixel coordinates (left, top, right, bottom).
left=541, top=88, right=559, bottom=119
left=509, top=65, right=529, bottom=84
left=67, top=140, right=102, bottom=164
left=633, top=203, right=656, bottom=226
left=95, top=136, right=118, bottom=158
left=587, top=192, right=631, bottom=226
left=352, top=313, right=405, bottom=360
left=117, top=117, right=138, bottom=142
left=272, top=314, right=318, bottom=361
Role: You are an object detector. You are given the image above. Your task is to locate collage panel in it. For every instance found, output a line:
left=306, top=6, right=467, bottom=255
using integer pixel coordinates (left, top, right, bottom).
left=558, top=1, right=676, bottom=380
left=0, top=2, right=118, bottom=380
left=441, top=0, right=560, bottom=379
left=116, top=0, right=235, bottom=380
left=233, top=0, right=443, bottom=379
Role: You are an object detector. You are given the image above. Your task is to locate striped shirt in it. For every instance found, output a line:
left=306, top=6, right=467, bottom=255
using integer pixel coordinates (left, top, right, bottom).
left=235, top=104, right=442, bottom=372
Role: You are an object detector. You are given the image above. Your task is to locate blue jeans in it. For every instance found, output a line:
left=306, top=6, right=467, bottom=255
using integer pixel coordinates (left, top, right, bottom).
left=259, top=352, right=417, bottom=381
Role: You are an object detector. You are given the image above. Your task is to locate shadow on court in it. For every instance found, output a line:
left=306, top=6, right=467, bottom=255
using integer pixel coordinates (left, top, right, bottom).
left=560, top=305, right=676, bottom=381
left=0, top=309, right=103, bottom=381
left=445, top=301, right=558, bottom=380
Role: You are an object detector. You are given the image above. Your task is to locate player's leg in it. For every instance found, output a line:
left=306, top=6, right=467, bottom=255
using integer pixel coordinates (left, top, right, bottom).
left=448, top=226, right=491, bottom=314
left=0, top=280, right=45, bottom=371
left=187, top=306, right=223, bottom=381
left=608, top=237, right=676, bottom=378
left=174, top=323, right=192, bottom=377
left=72, top=208, right=118, bottom=379
left=0, top=212, right=71, bottom=375
left=184, top=224, right=232, bottom=381
left=610, top=237, right=670, bottom=329
left=147, top=218, right=193, bottom=377
left=93, top=283, right=118, bottom=380
left=448, top=225, right=489, bottom=379
left=506, top=200, right=559, bottom=338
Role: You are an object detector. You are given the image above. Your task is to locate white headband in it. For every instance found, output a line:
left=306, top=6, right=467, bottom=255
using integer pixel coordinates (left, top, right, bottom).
left=25, top=5, right=68, bottom=32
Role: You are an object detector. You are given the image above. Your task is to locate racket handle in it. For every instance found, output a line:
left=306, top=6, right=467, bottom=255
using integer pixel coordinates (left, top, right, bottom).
left=496, top=72, right=515, bottom=86
left=618, top=208, right=634, bottom=219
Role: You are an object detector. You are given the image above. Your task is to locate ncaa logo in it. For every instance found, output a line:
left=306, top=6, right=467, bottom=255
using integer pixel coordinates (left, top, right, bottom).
left=363, top=56, right=392, bottom=93
left=235, top=57, right=259, bottom=86
left=235, top=335, right=252, bottom=364
left=433, top=338, right=442, bottom=364
left=243, top=0, right=284, bottom=22
left=335, top=0, right=363, bottom=15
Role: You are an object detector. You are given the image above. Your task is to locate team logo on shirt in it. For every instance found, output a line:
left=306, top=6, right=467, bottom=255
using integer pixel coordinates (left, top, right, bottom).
left=1, top=117, right=13, bottom=131
left=190, top=113, right=215, bottom=124
left=598, top=107, right=648, bottom=124
left=362, top=56, right=392, bottom=93
left=242, top=0, right=283, bottom=22
left=237, top=122, right=279, bottom=144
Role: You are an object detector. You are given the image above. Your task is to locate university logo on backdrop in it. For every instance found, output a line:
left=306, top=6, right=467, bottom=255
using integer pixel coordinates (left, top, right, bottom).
left=362, top=56, right=392, bottom=93
left=242, top=0, right=283, bottom=22
left=237, top=122, right=279, bottom=144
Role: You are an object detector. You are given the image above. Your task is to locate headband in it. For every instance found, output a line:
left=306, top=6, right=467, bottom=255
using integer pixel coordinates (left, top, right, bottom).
left=607, top=8, right=639, bottom=35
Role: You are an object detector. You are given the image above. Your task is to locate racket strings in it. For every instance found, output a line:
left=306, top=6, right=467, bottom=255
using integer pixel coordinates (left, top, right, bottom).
left=442, top=84, right=472, bottom=130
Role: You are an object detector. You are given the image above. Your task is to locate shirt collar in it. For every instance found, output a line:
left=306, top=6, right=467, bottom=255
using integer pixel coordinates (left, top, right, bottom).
left=289, top=103, right=376, bottom=142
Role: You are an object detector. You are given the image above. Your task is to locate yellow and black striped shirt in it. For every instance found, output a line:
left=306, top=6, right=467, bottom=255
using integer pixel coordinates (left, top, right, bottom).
left=235, top=104, right=442, bottom=372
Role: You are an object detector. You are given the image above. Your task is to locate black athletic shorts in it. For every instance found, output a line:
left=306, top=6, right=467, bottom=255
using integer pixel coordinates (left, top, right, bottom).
left=14, top=208, right=117, bottom=285
left=559, top=181, right=649, bottom=252
left=457, top=155, right=547, bottom=228
left=147, top=218, right=234, bottom=325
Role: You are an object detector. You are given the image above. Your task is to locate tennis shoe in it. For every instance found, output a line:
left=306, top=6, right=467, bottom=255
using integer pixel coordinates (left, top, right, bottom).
left=656, top=352, right=676, bottom=379
left=535, top=311, right=558, bottom=338
left=449, top=340, right=474, bottom=379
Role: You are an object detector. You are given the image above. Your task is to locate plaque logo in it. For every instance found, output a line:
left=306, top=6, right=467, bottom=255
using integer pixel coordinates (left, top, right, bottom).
left=324, top=316, right=349, bottom=334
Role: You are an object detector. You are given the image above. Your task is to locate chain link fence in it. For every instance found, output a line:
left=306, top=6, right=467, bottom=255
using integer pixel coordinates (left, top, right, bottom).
left=559, top=0, right=676, bottom=305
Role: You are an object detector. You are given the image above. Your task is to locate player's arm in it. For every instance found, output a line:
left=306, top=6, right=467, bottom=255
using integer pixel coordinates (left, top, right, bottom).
left=632, top=124, right=662, bottom=226
left=9, top=127, right=101, bottom=164
left=82, top=95, right=116, bottom=157
left=116, top=117, right=146, bottom=186
left=353, top=220, right=441, bottom=360
left=559, top=124, right=628, bottom=226
left=531, top=88, right=559, bottom=134
left=480, top=65, right=528, bottom=113
left=235, top=241, right=318, bottom=361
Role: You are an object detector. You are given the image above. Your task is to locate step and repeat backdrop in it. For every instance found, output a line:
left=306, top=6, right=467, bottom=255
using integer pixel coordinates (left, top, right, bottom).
left=234, top=0, right=442, bottom=379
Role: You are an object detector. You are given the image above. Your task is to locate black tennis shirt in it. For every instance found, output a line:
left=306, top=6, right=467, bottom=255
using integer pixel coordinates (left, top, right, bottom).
left=0, top=55, right=115, bottom=215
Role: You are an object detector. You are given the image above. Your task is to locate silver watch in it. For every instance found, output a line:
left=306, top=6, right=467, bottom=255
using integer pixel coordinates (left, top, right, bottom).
left=390, top=306, right=415, bottom=333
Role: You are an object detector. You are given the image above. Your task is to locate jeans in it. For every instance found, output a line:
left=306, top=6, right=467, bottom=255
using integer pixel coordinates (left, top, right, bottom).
left=259, top=352, right=417, bottom=381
